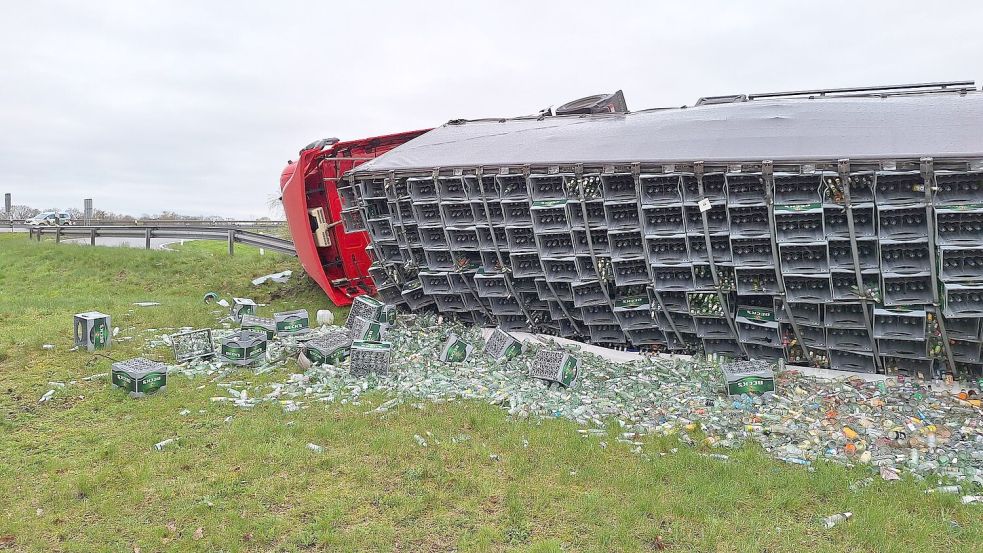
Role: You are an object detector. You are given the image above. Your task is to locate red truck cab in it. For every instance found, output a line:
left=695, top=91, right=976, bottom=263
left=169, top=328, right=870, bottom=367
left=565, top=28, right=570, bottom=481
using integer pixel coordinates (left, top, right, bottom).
left=279, top=130, right=429, bottom=306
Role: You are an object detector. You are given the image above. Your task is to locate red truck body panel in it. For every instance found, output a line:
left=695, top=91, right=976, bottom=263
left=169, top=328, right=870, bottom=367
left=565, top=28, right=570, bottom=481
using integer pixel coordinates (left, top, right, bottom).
left=280, top=130, right=429, bottom=306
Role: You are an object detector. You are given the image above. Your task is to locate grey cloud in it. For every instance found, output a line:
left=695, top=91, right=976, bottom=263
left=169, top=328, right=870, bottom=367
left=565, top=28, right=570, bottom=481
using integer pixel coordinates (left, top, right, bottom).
left=1, top=1, right=981, bottom=217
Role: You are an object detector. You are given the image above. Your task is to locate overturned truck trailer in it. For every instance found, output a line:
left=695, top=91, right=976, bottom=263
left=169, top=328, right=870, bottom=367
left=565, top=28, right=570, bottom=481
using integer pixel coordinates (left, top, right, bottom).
left=337, top=82, right=983, bottom=379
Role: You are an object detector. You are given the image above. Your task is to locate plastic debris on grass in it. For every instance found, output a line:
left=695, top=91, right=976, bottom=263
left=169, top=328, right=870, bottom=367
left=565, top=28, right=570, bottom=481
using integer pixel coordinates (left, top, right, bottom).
left=822, top=512, right=852, bottom=529
left=154, top=438, right=177, bottom=451
left=316, top=310, right=335, bottom=325
left=145, top=312, right=983, bottom=488
left=251, top=270, right=292, bottom=286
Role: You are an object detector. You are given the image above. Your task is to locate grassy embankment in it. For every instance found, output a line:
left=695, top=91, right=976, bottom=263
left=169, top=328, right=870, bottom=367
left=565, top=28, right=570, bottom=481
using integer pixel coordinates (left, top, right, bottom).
left=0, top=234, right=979, bottom=552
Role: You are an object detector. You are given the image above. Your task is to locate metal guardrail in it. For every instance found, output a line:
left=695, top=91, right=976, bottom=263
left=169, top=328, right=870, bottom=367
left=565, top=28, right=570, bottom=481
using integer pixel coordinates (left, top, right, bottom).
left=233, top=230, right=297, bottom=255
left=27, top=225, right=296, bottom=256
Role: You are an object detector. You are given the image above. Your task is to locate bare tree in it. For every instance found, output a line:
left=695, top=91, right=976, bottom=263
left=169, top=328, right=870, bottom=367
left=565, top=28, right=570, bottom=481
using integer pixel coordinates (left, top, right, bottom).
left=9, top=205, right=39, bottom=219
left=7, top=203, right=266, bottom=223
left=88, top=208, right=136, bottom=222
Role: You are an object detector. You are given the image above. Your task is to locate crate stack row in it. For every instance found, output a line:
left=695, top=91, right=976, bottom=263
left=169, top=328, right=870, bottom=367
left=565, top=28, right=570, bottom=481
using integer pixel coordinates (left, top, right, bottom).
left=338, top=167, right=983, bottom=378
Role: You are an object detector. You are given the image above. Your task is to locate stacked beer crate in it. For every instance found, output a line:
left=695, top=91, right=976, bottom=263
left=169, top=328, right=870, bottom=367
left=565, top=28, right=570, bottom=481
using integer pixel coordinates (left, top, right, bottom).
left=338, top=165, right=983, bottom=380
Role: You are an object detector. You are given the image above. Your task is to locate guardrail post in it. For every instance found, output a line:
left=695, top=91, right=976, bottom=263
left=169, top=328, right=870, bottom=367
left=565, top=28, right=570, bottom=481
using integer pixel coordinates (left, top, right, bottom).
left=145, top=228, right=152, bottom=250
left=37, top=228, right=43, bottom=242
left=228, top=229, right=235, bottom=255
left=90, top=228, right=96, bottom=246
left=55, top=226, right=62, bottom=243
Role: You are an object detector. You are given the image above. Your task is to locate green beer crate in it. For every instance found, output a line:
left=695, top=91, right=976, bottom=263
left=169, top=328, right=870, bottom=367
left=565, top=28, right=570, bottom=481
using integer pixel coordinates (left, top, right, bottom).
left=274, top=309, right=310, bottom=337
left=721, top=360, right=775, bottom=396
left=220, top=330, right=268, bottom=365
left=351, top=315, right=389, bottom=342
left=350, top=340, right=392, bottom=377
left=74, top=311, right=111, bottom=351
left=240, top=315, right=276, bottom=340
left=170, top=329, right=214, bottom=363
left=231, top=298, right=257, bottom=322
left=303, top=332, right=353, bottom=366
left=111, top=357, right=167, bottom=398
left=439, top=333, right=474, bottom=362
left=529, top=350, right=580, bottom=387
left=483, top=327, right=523, bottom=361
left=346, top=296, right=385, bottom=330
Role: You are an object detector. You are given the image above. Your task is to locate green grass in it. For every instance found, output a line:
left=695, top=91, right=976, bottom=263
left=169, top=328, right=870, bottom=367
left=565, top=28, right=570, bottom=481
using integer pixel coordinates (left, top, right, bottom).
left=0, top=234, right=980, bottom=552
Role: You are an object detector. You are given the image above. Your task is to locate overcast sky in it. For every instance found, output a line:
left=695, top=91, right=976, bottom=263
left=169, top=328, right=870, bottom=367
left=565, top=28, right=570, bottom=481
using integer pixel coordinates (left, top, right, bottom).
left=1, top=1, right=981, bottom=218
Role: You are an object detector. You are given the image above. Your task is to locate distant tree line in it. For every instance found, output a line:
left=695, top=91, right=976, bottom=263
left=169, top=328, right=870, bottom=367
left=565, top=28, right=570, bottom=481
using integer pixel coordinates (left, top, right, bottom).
left=2, top=204, right=253, bottom=221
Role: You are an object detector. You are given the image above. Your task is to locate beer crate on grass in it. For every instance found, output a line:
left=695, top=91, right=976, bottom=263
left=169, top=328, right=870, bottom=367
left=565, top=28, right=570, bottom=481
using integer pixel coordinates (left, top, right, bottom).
left=111, top=358, right=167, bottom=398
left=220, top=330, right=268, bottom=365
left=303, top=332, right=353, bottom=365
left=231, top=298, right=256, bottom=322
left=240, top=315, right=276, bottom=340
left=350, top=341, right=392, bottom=377
left=274, top=309, right=310, bottom=337
left=170, top=329, right=214, bottom=363
left=74, top=311, right=111, bottom=351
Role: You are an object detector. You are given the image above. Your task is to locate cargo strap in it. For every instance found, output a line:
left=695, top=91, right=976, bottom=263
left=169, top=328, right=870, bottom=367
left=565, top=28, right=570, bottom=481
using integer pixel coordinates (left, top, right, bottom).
left=345, top=172, right=408, bottom=306
left=762, top=161, right=814, bottom=367
left=694, top=162, right=746, bottom=357
left=518, top=166, right=587, bottom=335
left=573, top=164, right=622, bottom=340
left=918, top=158, right=956, bottom=374
left=471, top=166, right=537, bottom=329
left=431, top=168, right=496, bottom=321
left=631, top=163, right=687, bottom=348
left=385, top=170, right=411, bottom=288
left=836, top=160, right=882, bottom=372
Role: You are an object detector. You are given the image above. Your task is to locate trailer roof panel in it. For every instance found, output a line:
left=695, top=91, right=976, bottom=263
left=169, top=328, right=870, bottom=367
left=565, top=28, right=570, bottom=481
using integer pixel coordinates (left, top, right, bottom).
left=351, top=92, right=983, bottom=172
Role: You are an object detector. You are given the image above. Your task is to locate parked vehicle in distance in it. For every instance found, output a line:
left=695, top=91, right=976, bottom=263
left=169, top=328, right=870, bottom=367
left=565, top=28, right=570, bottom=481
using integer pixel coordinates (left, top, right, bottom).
left=26, top=211, right=72, bottom=226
